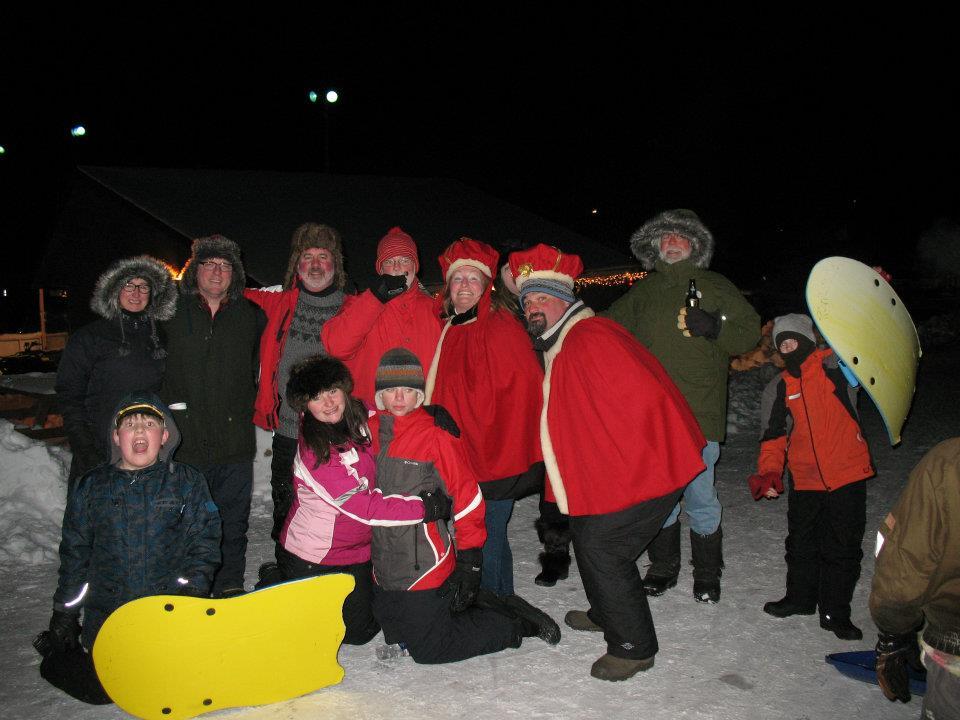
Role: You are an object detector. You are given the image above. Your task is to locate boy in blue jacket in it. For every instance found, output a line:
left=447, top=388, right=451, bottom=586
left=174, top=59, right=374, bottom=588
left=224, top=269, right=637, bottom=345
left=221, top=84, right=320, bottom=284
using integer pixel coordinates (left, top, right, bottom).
left=35, top=392, right=221, bottom=704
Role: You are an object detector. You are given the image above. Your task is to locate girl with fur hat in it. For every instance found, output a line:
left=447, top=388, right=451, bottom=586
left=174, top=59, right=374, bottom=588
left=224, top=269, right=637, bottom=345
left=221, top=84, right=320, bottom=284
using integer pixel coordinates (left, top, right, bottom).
left=257, top=355, right=451, bottom=646
left=55, top=255, right=177, bottom=488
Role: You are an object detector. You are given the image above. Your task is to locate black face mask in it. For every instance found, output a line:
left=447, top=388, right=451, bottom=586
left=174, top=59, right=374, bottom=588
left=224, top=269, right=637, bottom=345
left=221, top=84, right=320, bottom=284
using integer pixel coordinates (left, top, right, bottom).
left=778, top=334, right=816, bottom=377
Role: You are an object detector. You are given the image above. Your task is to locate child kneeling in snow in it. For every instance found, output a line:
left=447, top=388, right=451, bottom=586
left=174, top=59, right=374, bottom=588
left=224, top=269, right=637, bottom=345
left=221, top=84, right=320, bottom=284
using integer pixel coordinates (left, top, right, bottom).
left=367, top=348, right=560, bottom=663
left=748, top=314, right=874, bottom=641
left=36, top=393, right=221, bottom=704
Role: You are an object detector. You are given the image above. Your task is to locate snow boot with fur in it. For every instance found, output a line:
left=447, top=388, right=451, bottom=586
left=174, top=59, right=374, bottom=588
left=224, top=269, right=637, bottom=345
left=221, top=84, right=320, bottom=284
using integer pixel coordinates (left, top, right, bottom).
left=534, top=515, right=571, bottom=587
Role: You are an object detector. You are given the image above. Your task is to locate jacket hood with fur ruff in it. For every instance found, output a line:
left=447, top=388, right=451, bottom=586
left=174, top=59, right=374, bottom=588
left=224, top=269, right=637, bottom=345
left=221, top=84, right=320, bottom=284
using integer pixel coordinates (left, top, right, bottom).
left=629, top=209, right=715, bottom=271
left=89, top=255, right=178, bottom=321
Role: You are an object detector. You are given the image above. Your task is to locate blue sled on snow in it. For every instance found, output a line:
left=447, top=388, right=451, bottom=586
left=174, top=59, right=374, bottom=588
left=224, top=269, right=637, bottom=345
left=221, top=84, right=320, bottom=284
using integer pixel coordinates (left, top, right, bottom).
left=825, top=650, right=926, bottom=696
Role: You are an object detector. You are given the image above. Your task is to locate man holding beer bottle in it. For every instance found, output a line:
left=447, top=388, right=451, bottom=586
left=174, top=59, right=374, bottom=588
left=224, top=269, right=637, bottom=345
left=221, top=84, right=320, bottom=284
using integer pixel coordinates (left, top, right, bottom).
left=604, top=209, right=760, bottom=603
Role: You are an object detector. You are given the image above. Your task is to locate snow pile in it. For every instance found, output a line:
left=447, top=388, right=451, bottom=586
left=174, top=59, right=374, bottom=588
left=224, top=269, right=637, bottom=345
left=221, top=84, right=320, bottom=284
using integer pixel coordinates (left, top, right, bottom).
left=0, top=420, right=70, bottom=566
left=725, top=364, right=779, bottom=436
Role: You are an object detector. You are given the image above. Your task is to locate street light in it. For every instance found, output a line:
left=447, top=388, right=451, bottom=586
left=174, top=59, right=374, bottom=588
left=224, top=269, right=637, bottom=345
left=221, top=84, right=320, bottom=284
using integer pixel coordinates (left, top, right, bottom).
left=307, top=88, right=339, bottom=171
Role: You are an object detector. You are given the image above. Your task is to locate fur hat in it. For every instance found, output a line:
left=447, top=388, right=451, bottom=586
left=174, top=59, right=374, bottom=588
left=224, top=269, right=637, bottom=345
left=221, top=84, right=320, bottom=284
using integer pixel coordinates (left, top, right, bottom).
left=90, top=255, right=178, bottom=322
left=178, top=235, right=246, bottom=301
left=629, top=209, right=715, bottom=270
left=508, top=244, right=583, bottom=303
left=286, top=356, right=354, bottom=413
left=374, top=348, right=425, bottom=411
left=438, top=237, right=499, bottom=281
left=282, top=223, right=346, bottom=291
left=376, top=227, right=419, bottom=275
left=772, top=313, right=817, bottom=347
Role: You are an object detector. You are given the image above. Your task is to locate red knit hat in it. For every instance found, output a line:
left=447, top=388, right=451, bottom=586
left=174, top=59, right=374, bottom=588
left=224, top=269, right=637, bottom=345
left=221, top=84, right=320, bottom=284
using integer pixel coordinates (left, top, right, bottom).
left=438, top=237, right=499, bottom=281
left=508, top=244, right=583, bottom=301
left=376, top=227, right=419, bottom=274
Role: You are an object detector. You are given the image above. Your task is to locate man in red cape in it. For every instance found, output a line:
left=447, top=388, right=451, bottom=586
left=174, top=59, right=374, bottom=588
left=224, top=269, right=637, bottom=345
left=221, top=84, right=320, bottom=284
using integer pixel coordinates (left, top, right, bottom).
left=509, top=243, right=706, bottom=682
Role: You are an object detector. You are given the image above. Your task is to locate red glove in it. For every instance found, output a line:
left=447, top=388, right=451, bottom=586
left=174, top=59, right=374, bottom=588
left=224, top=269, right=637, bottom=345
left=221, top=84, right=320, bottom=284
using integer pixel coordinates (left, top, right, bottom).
left=748, top=472, right=781, bottom=500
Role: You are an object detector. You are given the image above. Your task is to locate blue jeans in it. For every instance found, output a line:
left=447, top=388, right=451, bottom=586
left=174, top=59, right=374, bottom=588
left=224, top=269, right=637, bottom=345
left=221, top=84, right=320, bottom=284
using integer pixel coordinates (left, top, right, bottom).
left=481, top=499, right=515, bottom=596
left=663, top=441, right=721, bottom=534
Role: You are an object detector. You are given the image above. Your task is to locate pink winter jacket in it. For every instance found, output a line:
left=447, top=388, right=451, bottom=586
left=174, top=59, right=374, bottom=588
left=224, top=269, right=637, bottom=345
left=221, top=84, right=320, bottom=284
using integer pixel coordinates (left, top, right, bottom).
left=280, top=437, right=427, bottom=565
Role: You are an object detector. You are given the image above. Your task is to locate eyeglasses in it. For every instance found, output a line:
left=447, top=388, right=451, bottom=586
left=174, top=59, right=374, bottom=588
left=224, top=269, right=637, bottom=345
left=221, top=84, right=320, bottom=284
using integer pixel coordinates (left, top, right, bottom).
left=121, top=282, right=151, bottom=294
left=198, top=260, right=232, bottom=273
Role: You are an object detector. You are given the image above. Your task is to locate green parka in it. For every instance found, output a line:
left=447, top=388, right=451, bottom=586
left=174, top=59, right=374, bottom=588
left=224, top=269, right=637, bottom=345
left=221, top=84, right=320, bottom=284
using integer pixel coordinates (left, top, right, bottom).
left=604, top=258, right=760, bottom=441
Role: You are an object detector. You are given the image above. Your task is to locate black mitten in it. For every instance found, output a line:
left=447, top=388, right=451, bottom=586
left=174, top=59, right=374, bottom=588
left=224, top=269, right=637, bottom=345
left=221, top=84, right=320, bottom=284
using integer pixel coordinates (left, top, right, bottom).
left=437, top=547, right=482, bottom=613
left=419, top=489, right=453, bottom=522
left=371, top=274, right=408, bottom=303
left=47, top=610, right=81, bottom=654
left=684, top=307, right=722, bottom=339
left=875, top=631, right=921, bottom=703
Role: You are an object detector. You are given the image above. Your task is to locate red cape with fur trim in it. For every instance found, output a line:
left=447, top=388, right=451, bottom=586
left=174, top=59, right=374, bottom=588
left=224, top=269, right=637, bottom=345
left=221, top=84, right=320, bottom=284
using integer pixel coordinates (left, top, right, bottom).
left=426, top=292, right=543, bottom=483
left=543, top=312, right=706, bottom=516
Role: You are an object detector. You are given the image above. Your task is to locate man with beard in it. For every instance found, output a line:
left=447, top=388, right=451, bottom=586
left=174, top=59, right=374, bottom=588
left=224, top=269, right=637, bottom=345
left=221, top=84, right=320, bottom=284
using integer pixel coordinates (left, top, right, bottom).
left=508, top=243, right=706, bottom=681
left=605, top=209, right=760, bottom=603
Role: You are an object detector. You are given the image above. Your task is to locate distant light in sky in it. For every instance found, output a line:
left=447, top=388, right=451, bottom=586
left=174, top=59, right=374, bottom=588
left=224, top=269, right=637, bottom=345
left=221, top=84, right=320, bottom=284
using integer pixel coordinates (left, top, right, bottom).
left=308, top=90, right=319, bottom=103
left=590, top=208, right=598, bottom=215
left=70, top=125, right=86, bottom=137
left=0, top=145, right=5, bottom=155
left=325, top=90, right=338, bottom=104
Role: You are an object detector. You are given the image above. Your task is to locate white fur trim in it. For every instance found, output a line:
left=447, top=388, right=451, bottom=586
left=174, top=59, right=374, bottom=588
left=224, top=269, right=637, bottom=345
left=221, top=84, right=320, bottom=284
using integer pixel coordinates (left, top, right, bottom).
left=445, top=258, right=493, bottom=281
left=539, top=307, right=595, bottom=515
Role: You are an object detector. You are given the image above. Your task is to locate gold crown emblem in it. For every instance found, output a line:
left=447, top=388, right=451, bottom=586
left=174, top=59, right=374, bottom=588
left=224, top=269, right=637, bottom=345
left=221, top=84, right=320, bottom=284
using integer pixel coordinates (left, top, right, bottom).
left=517, top=262, right=534, bottom=277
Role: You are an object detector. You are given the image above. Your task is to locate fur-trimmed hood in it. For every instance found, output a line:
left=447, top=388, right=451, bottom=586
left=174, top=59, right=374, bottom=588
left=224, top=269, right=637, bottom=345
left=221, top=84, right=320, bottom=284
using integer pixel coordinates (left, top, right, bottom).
left=90, top=255, right=178, bottom=322
left=629, top=209, right=715, bottom=271
left=178, top=235, right=246, bottom=301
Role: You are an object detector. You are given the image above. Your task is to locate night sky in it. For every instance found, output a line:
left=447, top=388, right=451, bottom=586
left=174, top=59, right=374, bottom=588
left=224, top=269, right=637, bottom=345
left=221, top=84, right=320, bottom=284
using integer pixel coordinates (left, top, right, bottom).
left=2, top=8, right=958, bottom=326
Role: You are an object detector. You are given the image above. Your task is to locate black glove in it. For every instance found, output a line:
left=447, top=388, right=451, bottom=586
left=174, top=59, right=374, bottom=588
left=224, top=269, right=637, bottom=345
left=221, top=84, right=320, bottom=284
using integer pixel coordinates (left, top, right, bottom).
left=422, top=404, right=461, bottom=438
left=371, top=273, right=408, bottom=303
left=419, top=489, right=453, bottom=522
left=875, top=631, right=921, bottom=703
left=437, top=547, right=482, bottom=613
left=46, top=610, right=81, bottom=654
left=684, top=307, right=722, bottom=339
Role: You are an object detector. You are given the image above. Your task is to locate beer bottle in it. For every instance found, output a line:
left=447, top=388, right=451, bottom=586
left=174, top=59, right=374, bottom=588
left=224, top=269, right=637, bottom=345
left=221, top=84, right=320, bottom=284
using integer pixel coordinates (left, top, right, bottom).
left=686, top=279, right=699, bottom=308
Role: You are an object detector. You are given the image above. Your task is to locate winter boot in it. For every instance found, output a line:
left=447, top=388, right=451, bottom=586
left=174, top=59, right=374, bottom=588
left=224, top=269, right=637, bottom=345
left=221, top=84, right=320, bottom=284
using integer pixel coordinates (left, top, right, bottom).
left=503, top=594, right=562, bottom=645
left=642, top=521, right=681, bottom=596
left=534, top=514, right=571, bottom=587
left=763, top=596, right=816, bottom=618
left=564, top=610, right=604, bottom=632
left=820, top=613, right=863, bottom=641
left=254, top=562, right=284, bottom=590
left=690, top=527, right=723, bottom=603
left=590, top=653, right=655, bottom=681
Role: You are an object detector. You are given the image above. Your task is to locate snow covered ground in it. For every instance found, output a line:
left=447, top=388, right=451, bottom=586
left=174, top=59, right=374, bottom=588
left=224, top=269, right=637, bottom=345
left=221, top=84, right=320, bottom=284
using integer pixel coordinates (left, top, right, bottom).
left=2, top=339, right=957, bottom=720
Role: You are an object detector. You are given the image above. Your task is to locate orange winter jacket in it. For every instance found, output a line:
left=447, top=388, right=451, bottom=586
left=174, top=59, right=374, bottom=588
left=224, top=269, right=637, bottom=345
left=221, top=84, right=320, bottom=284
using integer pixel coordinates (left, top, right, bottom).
left=757, top=348, right=874, bottom=491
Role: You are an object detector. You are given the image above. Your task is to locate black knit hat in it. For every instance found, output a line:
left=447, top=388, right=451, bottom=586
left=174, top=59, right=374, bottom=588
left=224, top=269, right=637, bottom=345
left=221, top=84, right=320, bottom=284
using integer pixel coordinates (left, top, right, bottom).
left=374, top=348, right=425, bottom=410
left=286, top=356, right=354, bottom=412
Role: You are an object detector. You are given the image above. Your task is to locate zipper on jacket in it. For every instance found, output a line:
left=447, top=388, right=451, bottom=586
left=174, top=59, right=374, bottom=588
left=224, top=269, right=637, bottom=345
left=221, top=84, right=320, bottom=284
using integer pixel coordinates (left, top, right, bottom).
left=413, top=525, right=420, bottom=571
left=798, top=376, right=830, bottom=491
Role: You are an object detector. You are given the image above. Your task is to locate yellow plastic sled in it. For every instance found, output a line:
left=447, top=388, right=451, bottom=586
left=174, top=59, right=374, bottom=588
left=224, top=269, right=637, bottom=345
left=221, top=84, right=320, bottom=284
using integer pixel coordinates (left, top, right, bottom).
left=92, top=574, right=355, bottom=720
left=806, top=257, right=921, bottom=445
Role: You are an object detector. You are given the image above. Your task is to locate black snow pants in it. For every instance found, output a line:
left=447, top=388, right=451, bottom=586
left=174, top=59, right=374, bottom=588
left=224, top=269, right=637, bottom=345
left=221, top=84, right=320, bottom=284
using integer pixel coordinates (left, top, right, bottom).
left=269, top=434, right=298, bottom=555
left=198, top=460, right=253, bottom=595
left=39, top=646, right=112, bottom=705
left=372, top=587, right=522, bottom=664
left=784, top=479, right=867, bottom=621
left=569, top=488, right=684, bottom=660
